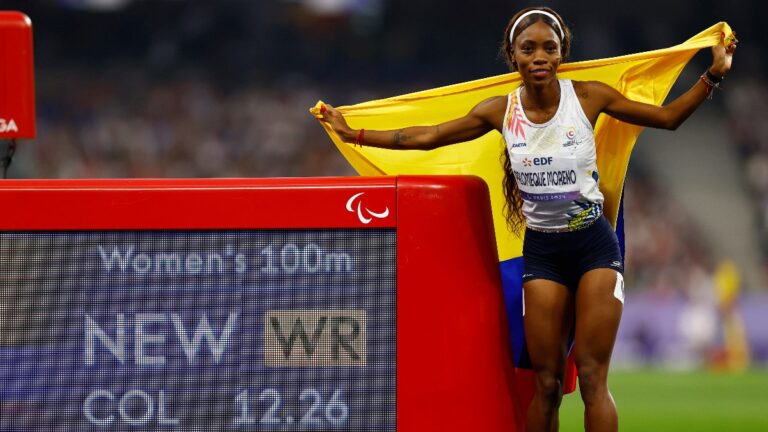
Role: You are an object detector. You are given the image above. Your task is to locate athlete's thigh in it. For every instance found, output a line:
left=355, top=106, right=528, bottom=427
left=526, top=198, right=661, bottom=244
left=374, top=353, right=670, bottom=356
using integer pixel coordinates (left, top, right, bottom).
left=523, top=278, right=574, bottom=372
left=573, top=268, right=623, bottom=365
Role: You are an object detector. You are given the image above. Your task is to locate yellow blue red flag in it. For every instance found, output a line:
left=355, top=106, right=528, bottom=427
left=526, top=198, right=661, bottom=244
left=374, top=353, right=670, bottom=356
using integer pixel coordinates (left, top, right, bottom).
left=310, top=22, right=734, bottom=368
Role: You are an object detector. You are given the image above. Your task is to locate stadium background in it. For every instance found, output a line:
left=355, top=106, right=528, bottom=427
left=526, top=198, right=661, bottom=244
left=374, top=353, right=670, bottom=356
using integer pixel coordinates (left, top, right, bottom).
left=2, top=0, right=767, bottom=430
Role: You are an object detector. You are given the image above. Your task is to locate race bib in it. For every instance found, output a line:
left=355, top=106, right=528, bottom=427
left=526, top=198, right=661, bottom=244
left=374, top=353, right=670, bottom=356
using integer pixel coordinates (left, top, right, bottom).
left=509, top=154, right=581, bottom=202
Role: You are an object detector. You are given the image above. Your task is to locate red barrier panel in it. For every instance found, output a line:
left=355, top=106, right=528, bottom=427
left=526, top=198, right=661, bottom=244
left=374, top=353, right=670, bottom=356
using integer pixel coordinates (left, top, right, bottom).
left=0, top=176, right=529, bottom=431
left=0, top=11, right=35, bottom=139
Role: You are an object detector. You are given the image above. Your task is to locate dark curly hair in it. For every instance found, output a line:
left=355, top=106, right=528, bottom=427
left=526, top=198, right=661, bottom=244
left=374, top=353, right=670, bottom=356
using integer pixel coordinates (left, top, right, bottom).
left=498, top=7, right=571, bottom=235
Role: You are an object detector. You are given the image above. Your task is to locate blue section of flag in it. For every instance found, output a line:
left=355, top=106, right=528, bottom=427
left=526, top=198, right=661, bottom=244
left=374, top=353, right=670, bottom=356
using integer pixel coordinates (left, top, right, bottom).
left=499, top=257, right=531, bottom=369
left=617, top=192, right=626, bottom=264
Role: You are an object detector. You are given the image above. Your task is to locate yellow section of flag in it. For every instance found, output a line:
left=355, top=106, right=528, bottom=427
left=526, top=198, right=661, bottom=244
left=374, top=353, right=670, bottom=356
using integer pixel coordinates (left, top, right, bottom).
left=311, top=23, right=733, bottom=262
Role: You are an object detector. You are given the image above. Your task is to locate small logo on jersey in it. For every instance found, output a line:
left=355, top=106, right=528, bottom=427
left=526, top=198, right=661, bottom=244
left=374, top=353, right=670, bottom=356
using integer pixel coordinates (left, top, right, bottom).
left=0, top=118, right=18, bottom=133
left=346, top=192, right=390, bottom=224
left=522, top=157, right=532, bottom=167
left=510, top=142, right=527, bottom=148
left=563, top=126, right=577, bottom=147
left=610, top=261, right=622, bottom=268
left=529, top=157, right=553, bottom=166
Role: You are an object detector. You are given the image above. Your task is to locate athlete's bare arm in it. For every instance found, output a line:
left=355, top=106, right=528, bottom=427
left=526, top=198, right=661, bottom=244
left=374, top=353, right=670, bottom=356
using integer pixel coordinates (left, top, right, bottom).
left=320, top=96, right=507, bottom=150
left=574, top=42, right=735, bottom=130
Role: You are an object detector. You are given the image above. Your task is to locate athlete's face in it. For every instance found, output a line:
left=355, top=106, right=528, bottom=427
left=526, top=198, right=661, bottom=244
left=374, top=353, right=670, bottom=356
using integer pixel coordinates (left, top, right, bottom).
left=512, top=21, right=562, bottom=84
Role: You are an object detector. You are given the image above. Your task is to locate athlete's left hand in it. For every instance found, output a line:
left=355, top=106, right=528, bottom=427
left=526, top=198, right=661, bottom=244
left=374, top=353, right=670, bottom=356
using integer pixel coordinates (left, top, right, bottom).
left=710, top=31, right=737, bottom=78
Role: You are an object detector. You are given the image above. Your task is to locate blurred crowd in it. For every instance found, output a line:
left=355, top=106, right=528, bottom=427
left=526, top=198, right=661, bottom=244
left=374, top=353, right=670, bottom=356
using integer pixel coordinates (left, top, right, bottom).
left=726, top=80, right=768, bottom=258
left=622, top=167, right=715, bottom=297
left=24, top=70, right=356, bottom=179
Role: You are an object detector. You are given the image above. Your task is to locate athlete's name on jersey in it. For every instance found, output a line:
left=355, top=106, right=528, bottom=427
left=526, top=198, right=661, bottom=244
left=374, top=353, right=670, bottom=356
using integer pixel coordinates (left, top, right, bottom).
left=0, top=118, right=18, bottom=133
left=513, top=169, right=577, bottom=187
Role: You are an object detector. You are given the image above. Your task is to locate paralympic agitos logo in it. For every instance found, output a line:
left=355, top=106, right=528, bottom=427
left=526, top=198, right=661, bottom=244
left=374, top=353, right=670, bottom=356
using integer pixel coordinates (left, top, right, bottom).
left=345, top=192, right=390, bottom=224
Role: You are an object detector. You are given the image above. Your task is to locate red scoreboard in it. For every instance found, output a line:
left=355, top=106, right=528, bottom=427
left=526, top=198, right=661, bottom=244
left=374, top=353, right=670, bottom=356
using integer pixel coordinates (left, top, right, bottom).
left=0, top=176, right=530, bottom=431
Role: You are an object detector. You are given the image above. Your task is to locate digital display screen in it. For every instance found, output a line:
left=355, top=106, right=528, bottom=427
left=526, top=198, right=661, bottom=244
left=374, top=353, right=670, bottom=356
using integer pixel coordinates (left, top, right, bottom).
left=0, top=229, right=396, bottom=431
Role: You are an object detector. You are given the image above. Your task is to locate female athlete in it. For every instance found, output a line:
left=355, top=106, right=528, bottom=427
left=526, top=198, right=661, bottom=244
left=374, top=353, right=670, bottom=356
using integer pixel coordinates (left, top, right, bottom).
left=319, top=7, right=736, bottom=431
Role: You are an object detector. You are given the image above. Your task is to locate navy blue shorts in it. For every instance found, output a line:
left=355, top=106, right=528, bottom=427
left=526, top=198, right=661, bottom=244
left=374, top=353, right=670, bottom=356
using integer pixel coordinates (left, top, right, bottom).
left=522, top=216, right=623, bottom=290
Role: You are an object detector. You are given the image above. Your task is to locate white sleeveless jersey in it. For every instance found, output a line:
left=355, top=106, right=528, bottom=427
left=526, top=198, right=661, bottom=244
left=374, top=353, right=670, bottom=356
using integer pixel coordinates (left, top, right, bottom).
left=502, top=79, right=604, bottom=231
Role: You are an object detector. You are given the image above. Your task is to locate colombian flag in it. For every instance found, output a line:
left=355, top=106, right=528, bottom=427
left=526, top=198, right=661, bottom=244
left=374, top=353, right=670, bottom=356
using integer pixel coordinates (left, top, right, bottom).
left=311, top=22, right=734, bottom=376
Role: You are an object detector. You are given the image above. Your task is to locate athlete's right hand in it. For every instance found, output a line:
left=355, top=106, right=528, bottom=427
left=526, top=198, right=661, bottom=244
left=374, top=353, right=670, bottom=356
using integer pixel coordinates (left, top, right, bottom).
left=319, top=104, right=354, bottom=141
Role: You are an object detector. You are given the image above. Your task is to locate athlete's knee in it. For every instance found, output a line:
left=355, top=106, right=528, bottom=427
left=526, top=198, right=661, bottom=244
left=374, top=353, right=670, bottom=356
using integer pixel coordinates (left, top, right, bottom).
left=576, top=361, right=609, bottom=404
left=534, top=370, right=564, bottom=407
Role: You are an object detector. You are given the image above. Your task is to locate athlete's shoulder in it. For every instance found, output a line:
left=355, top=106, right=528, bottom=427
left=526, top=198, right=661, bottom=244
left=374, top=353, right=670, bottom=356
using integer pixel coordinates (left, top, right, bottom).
left=473, top=95, right=507, bottom=113
left=470, top=95, right=508, bottom=122
left=571, top=80, right=618, bottom=99
left=475, top=95, right=508, bottom=110
left=570, top=80, right=621, bottom=116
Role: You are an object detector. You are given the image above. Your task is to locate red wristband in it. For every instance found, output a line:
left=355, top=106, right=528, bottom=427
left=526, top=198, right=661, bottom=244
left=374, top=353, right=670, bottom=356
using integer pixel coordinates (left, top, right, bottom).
left=355, top=128, right=365, bottom=147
